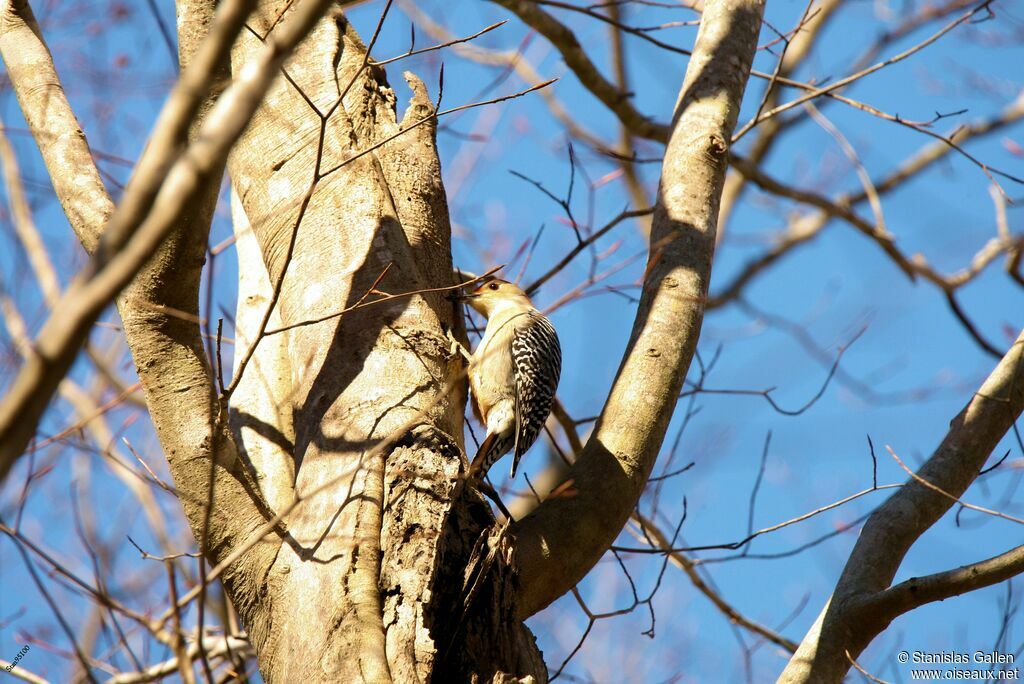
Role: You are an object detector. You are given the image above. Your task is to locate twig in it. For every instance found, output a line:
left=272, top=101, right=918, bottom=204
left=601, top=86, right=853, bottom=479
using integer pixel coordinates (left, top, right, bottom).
left=613, top=484, right=901, bottom=554
left=106, top=636, right=253, bottom=684
left=886, top=445, right=1024, bottom=525
left=261, top=266, right=503, bottom=337
left=0, top=660, right=50, bottom=684
left=318, top=79, right=557, bottom=179
left=371, top=21, right=508, bottom=67
left=846, top=650, right=891, bottom=684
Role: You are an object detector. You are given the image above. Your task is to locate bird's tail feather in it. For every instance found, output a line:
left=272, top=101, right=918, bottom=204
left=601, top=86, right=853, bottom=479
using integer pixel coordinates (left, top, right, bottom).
left=510, top=450, right=524, bottom=479
left=468, top=432, right=499, bottom=481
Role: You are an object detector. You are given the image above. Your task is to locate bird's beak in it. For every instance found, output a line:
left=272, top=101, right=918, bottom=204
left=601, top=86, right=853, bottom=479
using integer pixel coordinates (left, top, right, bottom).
left=447, top=291, right=479, bottom=302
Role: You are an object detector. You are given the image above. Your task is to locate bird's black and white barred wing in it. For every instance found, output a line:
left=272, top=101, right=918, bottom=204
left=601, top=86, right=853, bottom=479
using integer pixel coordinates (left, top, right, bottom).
left=510, top=310, right=562, bottom=477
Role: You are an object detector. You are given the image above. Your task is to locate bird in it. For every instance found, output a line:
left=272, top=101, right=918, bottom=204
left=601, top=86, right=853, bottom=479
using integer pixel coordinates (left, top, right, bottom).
left=449, top=277, right=561, bottom=482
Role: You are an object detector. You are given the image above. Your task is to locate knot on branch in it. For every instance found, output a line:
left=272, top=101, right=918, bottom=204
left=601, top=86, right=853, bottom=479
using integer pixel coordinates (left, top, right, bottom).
left=707, top=133, right=728, bottom=158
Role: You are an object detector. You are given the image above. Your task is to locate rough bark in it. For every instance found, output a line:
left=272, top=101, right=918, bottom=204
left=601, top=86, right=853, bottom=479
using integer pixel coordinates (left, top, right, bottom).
left=780, top=329, right=1024, bottom=683
left=226, top=5, right=543, bottom=680
left=508, top=0, right=766, bottom=619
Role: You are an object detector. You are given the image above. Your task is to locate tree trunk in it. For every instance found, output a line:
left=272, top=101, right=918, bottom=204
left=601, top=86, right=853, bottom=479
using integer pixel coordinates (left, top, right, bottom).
left=225, top=5, right=544, bottom=681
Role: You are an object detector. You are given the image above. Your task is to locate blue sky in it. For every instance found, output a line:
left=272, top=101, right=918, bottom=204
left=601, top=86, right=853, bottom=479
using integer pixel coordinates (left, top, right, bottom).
left=1, top=0, right=1022, bottom=681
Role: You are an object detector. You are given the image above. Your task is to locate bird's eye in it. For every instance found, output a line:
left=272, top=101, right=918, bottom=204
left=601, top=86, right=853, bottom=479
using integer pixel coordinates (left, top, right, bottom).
left=489, top=283, right=499, bottom=291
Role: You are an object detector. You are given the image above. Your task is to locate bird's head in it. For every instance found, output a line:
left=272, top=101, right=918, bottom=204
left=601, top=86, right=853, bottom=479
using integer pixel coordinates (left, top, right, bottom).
left=453, top=278, right=533, bottom=317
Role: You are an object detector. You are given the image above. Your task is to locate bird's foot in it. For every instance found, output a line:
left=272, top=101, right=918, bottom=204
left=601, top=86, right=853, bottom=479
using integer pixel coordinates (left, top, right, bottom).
left=445, top=326, right=472, bottom=362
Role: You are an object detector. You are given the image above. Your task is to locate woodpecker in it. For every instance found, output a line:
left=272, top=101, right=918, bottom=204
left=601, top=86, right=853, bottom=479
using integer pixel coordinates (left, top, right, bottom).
left=450, top=278, right=561, bottom=481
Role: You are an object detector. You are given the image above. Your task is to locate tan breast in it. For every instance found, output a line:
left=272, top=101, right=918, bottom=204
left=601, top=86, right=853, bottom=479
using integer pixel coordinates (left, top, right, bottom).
left=469, top=308, right=525, bottom=422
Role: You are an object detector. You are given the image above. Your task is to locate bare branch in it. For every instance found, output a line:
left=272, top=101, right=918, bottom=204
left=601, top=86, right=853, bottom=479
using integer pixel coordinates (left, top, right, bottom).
left=630, top=512, right=799, bottom=652
left=0, top=0, right=114, bottom=250
left=870, top=544, right=1024, bottom=615
left=525, top=207, right=653, bottom=295
left=734, top=1, right=993, bottom=141
left=726, top=153, right=1022, bottom=297
left=106, top=635, right=253, bottom=684
left=399, top=0, right=609, bottom=148
left=846, top=651, right=890, bottom=684
left=0, top=124, right=62, bottom=306
left=886, top=445, right=1024, bottom=526
left=710, top=89, right=1024, bottom=308
left=0, top=660, right=50, bottom=684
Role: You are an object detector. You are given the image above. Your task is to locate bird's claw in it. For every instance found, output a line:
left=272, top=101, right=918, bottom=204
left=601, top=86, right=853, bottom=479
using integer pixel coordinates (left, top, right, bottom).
left=445, top=327, right=471, bottom=362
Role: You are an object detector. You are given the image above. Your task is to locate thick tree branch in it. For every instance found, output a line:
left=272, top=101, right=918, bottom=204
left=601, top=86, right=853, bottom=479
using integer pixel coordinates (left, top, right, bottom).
left=488, top=0, right=672, bottom=143
left=0, top=0, right=251, bottom=469
left=0, top=0, right=270, bottom=594
left=510, top=0, right=765, bottom=619
left=780, top=329, right=1024, bottom=683
left=868, top=544, right=1024, bottom=616
left=0, top=0, right=114, bottom=250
